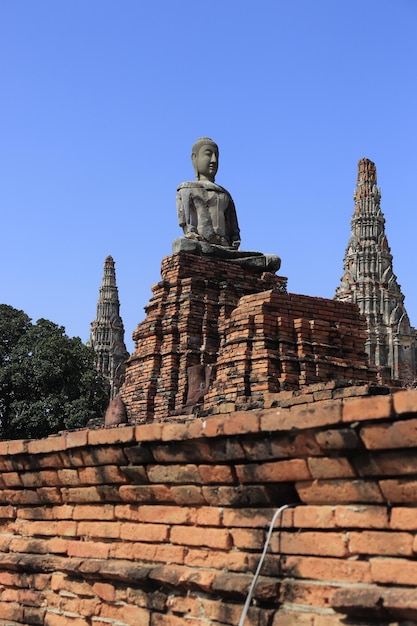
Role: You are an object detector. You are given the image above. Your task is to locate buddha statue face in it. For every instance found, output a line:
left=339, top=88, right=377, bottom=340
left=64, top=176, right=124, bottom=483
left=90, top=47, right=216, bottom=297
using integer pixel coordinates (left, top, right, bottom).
left=191, top=138, right=219, bottom=182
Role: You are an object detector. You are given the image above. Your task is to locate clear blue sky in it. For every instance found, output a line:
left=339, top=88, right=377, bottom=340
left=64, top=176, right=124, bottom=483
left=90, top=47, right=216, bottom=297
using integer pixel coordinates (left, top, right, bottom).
left=1, top=0, right=416, bottom=352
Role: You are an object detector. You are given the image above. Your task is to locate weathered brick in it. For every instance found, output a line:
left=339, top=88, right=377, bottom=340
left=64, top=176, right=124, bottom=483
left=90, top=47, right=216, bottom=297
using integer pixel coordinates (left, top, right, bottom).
left=235, top=459, right=311, bottom=483
left=184, top=547, right=247, bottom=572
left=349, top=530, right=413, bottom=556
left=307, top=457, right=355, bottom=479
left=371, top=557, right=417, bottom=585
left=119, top=485, right=172, bottom=503
left=360, top=418, right=417, bottom=450
left=393, top=388, right=417, bottom=416
left=343, top=394, right=393, bottom=423
left=198, top=464, right=235, bottom=483
left=20, top=520, right=77, bottom=537
left=379, top=478, right=417, bottom=503
left=67, top=540, right=110, bottom=559
left=87, top=425, right=134, bottom=446
left=284, top=554, right=372, bottom=583
left=72, top=504, right=114, bottom=521
left=315, top=427, right=362, bottom=450
left=147, top=464, right=201, bottom=484
left=77, top=521, right=120, bottom=539
left=296, top=479, right=383, bottom=504
left=114, top=504, right=192, bottom=524
left=27, top=436, right=66, bottom=455
left=170, top=525, right=231, bottom=550
left=261, top=399, right=342, bottom=432
left=272, top=531, right=349, bottom=557
left=119, top=522, right=169, bottom=542
left=390, top=506, right=417, bottom=530
left=334, top=505, right=389, bottom=529
left=65, top=429, right=88, bottom=449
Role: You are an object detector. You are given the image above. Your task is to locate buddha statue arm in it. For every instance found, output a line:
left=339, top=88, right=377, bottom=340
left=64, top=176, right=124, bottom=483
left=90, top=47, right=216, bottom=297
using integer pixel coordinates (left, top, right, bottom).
left=176, top=188, right=199, bottom=237
left=226, top=196, right=241, bottom=249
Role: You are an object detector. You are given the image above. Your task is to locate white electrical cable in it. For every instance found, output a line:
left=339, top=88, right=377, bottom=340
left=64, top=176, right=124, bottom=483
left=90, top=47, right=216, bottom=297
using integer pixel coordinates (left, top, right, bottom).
left=237, top=503, right=300, bottom=626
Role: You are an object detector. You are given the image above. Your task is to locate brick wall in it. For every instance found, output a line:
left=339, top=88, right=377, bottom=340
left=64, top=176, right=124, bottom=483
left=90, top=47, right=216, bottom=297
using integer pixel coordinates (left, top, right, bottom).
left=1, top=386, right=417, bottom=625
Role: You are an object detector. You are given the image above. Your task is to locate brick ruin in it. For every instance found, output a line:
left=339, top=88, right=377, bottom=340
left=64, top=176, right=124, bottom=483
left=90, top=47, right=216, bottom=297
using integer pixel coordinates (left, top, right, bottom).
left=1, top=388, right=417, bottom=625
left=120, top=252, right=378, bottom=421
left=2, top=234, right=417, bottom=625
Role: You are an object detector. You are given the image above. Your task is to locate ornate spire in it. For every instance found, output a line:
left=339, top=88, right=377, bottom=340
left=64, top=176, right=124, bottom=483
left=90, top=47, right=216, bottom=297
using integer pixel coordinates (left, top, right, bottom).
left=335, top=158, right=416, bottom=383
left=88, top=256, right=129, bottom=398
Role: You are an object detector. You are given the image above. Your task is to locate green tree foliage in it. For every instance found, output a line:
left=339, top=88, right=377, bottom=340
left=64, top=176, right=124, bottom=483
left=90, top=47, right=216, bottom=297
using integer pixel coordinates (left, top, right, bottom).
left=0, top=305, right=108, bottom=440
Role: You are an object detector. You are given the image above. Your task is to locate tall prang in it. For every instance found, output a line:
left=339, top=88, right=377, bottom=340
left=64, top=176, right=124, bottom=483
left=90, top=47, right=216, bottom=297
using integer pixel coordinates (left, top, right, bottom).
left=88, top=256, right=129, bottom=399
left=335, top=158, right=416, bottom=383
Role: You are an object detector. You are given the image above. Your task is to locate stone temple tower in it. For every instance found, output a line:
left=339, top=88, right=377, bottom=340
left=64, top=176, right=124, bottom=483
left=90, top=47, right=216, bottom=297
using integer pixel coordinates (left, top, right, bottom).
left=88, top=256, right=129, bottom=399
left=335, top=158, right=416, bottom=384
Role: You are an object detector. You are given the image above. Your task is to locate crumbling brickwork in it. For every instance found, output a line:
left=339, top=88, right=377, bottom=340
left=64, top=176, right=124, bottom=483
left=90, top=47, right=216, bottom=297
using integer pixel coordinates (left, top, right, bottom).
left=1, top=387, right=417, bottom=625
left=121, top=253, right=377, bottom=421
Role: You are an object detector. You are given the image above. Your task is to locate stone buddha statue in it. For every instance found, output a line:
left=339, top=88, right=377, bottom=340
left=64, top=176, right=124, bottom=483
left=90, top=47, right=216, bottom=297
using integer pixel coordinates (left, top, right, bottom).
left=173, top=137, right=280, bottom=273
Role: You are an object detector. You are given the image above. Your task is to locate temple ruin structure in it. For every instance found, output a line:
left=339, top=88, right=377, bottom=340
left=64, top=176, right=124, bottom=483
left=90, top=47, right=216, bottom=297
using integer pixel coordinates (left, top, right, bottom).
left=88, top=255, right=129, bottom=398
left=335, top=158, right=417, bottom=384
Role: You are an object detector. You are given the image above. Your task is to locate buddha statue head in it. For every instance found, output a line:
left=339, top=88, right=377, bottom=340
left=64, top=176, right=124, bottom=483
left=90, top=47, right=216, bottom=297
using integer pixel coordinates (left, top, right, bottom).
left=191, top=137, right=219, bottom=182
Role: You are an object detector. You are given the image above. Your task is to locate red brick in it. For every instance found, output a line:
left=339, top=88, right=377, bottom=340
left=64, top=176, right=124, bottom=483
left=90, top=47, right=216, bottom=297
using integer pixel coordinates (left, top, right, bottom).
left=284, top=554, right=372, bottom=583
left=147, top=463, right=201, bottom=484
left=379, top=479, right=417, bottom=503
left=79, top=446, right=127, bottom=465
left=360, top=418, right=417, bottom=450
left=161, top=421, right=201, bottom=442
left=0, top=505, right=15, bottom=519
left=87, top=425, right=134, bottom=446
left=307, top=457, right=355, bottom=479
left=77, top=521, right=121, bottom=539
left=115, top=504, right=192, bottom=524
left=184, top=547, right=247, bottom=572
left=2, top=472, right=23, bottom=487
left=61, top=486, right=120, bottom=503
left=67, top=540, right=110, bottom=559
left=65, top=429, right=88, bottom=449
left=231, top=527, right=264, bottom=550
left=222, top=508, right=272, bottom=528
left=20, top=520, right=77, bottom=537
left=119, top=485, right=172, bottom=503
left=198, top=464, right=235, bottom=483
left=92, top=582, right=115, bottom=602
left=371, top=557, right=417, bottom=585
left=296, top=479, right=383, bottom=504
left=120, top=522, right=169, bottom=542
left=349, top=530, right=413, bottom=556
left=235, top=459, right=311, bottom=483
left=343, top=395, right=393, bottom=423
left=315, top=427, right=361, bottom=450
left=110, top=541, right=185, bottom=564
left=393, top=388, right=417, bottom=415
left=169, top=485, right=205, bottom=505
left=273, top=531, right=349, bottom=557
left=37, top=487, right=63, bottom=504
left=334, top=505, right=389, bottom=529
left=354, top=449, right=417, bottom=477
left=72, top=504, right=114, bottom=521
left=261, top=399, right=342, bottom=432
left=135, top=422, right=163, bottom=441
left=390, top=507, right=417, bottom=530
left=77, top=465, right=127, bottom=485
left=27, top=435, right=66, bottom=455
left=7, top=439, right=29, bottom=455
left=170, top=525, right=231, bottom=550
